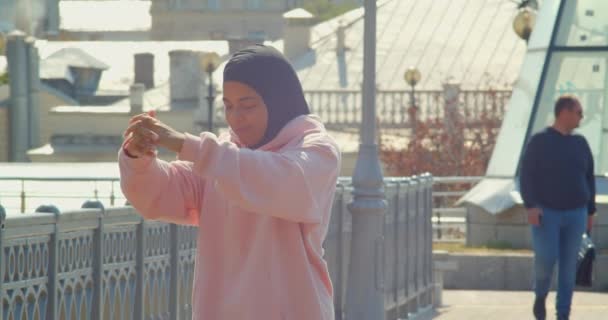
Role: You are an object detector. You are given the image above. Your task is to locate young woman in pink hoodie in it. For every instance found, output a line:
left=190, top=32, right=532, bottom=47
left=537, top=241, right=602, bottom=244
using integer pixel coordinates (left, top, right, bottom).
left=119, top=45, right=341, bottom=320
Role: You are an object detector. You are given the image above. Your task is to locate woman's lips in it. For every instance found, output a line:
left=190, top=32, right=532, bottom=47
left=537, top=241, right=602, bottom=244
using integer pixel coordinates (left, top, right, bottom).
left=233, top=127, right=250, bottom=136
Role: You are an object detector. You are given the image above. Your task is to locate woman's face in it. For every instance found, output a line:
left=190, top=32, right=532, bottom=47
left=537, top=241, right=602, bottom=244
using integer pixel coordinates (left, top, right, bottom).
left=223, top=81, right=269, bottom=147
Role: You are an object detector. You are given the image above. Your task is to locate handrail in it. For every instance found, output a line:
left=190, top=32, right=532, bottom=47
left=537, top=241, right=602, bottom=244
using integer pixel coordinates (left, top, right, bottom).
left=0, top=175, right=436, bottom=320
left=0, top=175, right=480, bottom=244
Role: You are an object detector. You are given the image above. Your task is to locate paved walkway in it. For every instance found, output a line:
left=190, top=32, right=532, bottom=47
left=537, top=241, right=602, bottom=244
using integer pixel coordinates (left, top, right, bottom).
left=432, top=290, right=608, bottom=320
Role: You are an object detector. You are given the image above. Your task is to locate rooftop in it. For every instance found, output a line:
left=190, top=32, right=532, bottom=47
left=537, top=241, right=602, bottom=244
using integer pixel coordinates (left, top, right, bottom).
left=35, top=40, right=230, bottom=94
left=59, top=0, right=152, bottom=32
left=292, top=0, right=528, bottom=90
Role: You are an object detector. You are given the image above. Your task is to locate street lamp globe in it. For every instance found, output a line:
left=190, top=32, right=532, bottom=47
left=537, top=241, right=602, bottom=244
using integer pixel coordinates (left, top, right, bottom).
left=201, top=52, right=221, bottom=74
left=404, top=67, right=421, bottom=87
left=513, top=7, right=536, bottom=42
left=200, top=52, right=221, bottom=133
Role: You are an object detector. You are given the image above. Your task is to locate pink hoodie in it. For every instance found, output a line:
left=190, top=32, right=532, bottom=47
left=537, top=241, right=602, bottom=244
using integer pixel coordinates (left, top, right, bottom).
left=119, top=115, right=340, bottom=320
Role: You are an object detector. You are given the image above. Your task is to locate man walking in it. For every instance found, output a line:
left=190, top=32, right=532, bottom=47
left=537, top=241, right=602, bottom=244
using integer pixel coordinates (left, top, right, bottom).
left=520, top=95, right=596, bottom=320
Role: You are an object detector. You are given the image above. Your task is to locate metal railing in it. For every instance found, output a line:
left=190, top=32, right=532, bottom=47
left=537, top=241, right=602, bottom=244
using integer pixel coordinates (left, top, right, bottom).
left=0, top=175, right=435, bottom=320
left=0, top=175, right=476, bottom=244
left=303, top=89, right=510, bottom=129
left=431, top=176, right=483, bottom=243
left=211, top=89, right=511, bottom=130
left=0, top=177, right=124, bottom=214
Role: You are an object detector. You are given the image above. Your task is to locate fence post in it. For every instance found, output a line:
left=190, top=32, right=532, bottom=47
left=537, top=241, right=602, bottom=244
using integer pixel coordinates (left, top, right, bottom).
left=20, top=180, right=26, bottom=213
left=82, top=200, right=105, bottom=320
left=399, top=179, right=409, bottom=318
left=403, top=179, right=411, bottom=317
left=37, top=204, right=61, bottom=320
left=393, top=181, right=400, bottom=308
left=334, top=184, right=345, bottom=320
left=0, top=205, right=5, bottom=318
left=422, top=174, right=433, bottom=307
left=110, top=181, right=116, bottom=206
left=411, top=176, right=420, bottom=314
left=135, top=214, right=145, bottom=320
left=418, top=176, right=427, bottom=308
left=428, top=175, right=435, bottom=306
left=169, top=224, right=179, bottom=319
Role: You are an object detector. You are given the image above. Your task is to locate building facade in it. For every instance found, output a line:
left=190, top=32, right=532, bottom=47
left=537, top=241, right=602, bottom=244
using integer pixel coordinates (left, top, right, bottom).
left=150, top=0, right=361, bottom=40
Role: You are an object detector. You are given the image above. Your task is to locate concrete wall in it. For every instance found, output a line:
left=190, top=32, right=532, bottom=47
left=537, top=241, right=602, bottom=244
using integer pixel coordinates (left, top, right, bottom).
left=30, top=107, right=198, bottom=162
left=151, top=11, right=285, bottom=40
left=466, top=204, right=608, bottom=250
left=45, top=109, right=196, bottom=139
left=0, top=91, right=74, bottom=162
left=38, top=91, right=77, bottom=147
left=441, top=252, right=608, bottom=292
left=54, top=30, right=150, bottom=42
left=0, top=106, right=8, bottom=161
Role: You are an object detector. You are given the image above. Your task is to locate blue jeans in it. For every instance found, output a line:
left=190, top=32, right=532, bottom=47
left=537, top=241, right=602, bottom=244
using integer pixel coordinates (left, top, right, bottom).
left=531, top=206, right=587, bottom=317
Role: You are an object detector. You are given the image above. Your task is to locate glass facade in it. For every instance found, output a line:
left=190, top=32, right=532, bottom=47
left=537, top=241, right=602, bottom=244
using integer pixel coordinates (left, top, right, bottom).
left=531, top=52, right=608, bottom=174
left=556, top=0, right=608, bottom=46
left=488, top=0, right=608, bottom=177
left=174, top=0, right=289, bottom=11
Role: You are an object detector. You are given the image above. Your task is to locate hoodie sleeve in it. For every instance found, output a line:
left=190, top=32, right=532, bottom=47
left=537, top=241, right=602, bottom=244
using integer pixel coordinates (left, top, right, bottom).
left=583, top=138, right=597, bottom=215
left=118, top=149, right=204, bottom=226
left=520, top=135, right=540, bottom=209
left=177, top=132, right=340, bottom=224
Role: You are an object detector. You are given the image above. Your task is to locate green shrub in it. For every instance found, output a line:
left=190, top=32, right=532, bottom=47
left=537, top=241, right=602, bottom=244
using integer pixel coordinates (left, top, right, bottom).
left=0, top=72, right=8, bottom=85
left=303, top=0, right=359, bottom=22
left=484, top=240, right=515, bottom=250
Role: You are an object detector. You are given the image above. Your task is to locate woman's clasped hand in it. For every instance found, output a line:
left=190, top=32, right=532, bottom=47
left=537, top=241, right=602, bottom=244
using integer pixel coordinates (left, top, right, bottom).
left=122, top=110, right=186, bottom=157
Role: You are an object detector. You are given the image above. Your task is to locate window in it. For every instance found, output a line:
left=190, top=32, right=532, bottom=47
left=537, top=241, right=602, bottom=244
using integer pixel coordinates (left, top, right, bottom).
left=530, top=52, right=608, bottom=174
left=556, top=0, right=608, bottom=46
left=208, top=0, right=220, bottom=11
left=247, top=0, right=261, bottom=10
left=487, top=0, right=608, bottom=176
left=530, top=0, right=608, bottom=174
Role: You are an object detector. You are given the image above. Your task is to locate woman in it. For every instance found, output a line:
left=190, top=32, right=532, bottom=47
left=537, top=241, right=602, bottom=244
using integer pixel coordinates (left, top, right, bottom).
left=119, top=44, right=340, bottom=320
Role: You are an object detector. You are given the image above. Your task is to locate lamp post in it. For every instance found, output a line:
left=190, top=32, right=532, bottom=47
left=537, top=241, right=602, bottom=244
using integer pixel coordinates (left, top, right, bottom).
left=200, top=52, right=221, bottom=133
left=513, top=5, right=536, bottom=43
left=404, top=67, right=421, bottom=134
left=0, top=32, right=5, bottom=55
left=344, top=0, right=387, bottom=320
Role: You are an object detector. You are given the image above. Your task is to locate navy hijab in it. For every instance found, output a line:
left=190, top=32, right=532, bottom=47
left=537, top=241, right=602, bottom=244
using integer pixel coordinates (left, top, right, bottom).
left=223, top=44, right=310, bottom=149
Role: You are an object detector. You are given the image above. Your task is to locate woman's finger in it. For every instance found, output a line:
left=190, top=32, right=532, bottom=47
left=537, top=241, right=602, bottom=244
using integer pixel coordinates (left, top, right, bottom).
left=123, top=120, right=141, bottom=138
left=144, top=127, right=160, bottom=142
left=124, top=138, right=144, bottom=157
left=130, top=135, right=153, bottom=154
left=124, top=120, right=157, bottom=139
left=133, top=124, right=160, bottom=142
left=128, top=113, right=146, bottom=124
left=128, top=113, right=153, bottom=125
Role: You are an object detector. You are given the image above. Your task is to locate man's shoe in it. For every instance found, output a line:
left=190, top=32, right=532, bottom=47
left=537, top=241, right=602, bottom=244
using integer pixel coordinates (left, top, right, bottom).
left=533, top=297, right=546, bottom=320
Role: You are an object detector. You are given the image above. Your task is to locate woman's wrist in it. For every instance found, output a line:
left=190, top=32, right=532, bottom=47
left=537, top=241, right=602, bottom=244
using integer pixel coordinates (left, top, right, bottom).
left=123, top=146, right=139, bottom=159
left=167, top=131, right=186, bottom=154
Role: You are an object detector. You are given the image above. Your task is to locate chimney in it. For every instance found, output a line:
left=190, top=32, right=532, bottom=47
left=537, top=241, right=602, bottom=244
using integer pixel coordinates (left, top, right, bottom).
left=283, top=8, right=315, bottom=59
left=6, top=31, right=29, bottom=161
left=228, top=38, right=261, bottom=55
left=130, top=83, right=145, bottom=115
left=25, top=36, right=40, bottom=148
left=336, top=20, right=346, bottom=55
left=134, top=53, right=155, bottom=89
left=46, top=0, right=60, bottom=36
left=169, top=50, right=202, bottom=107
